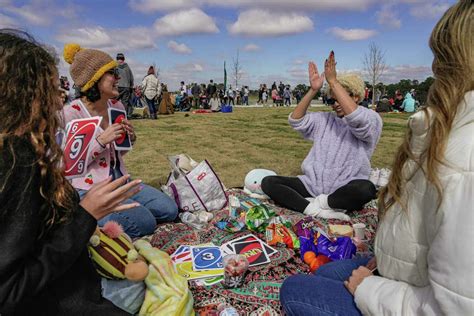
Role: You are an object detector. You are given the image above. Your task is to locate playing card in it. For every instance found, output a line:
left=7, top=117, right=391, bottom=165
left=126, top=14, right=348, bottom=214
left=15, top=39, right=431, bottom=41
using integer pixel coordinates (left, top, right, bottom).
left=63, top=117, right=101, bottom=179
left=233, top=240, right=270, bottom=267
left=174, top=261, right=223, bottom=280
left=171, top=246, right=192, bottom=264
left=108, top=107, right=132, bottom=151
left=230, top=234, right=278, bottom=257
left=191, top=246, right=223, bottom=271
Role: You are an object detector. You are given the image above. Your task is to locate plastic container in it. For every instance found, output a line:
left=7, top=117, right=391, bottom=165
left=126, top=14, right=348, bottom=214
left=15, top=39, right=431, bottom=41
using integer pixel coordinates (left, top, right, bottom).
left=222, top=254, right=249, bottom=289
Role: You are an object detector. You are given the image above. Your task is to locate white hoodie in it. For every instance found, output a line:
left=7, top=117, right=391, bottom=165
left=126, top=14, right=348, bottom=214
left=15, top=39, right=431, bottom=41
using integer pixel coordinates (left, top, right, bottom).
left=355, top=91, right=474, bottom=315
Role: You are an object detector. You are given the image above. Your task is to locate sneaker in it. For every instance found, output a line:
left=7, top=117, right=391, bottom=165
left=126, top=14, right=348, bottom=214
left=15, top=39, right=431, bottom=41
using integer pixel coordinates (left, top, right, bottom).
left=369, top=168, right=380, bottom=186
left=377, top=168, right=391, bottom=187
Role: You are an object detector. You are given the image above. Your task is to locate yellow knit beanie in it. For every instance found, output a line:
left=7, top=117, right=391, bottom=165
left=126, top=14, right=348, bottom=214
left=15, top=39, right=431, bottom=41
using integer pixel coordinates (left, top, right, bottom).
left=63, top=43, right=118, bottom=92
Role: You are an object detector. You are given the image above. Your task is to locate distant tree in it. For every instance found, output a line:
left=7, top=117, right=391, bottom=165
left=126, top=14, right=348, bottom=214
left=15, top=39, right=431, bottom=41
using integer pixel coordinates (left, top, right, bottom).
left=232, top=49, right=242, bottom=88
left=363, top=42, right=387, bottom=108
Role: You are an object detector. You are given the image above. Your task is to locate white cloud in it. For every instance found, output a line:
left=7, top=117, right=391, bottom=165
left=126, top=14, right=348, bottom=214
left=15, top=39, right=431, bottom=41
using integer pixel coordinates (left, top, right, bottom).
left=167, top=40, right=192, bottom=54
left=242, top=43, right=260, bottom=52
left=327, top=27, right=378, bottom=41
left=229, top=10, right=313, bottom=36
left=376, top=5, right=401, bottom=29
left=287, top=66, right=307, bottom=79
left=129, top=0, right=377, bottom=12
left=0, top=12, right=19, bottom=28
left=410, top=2, right=450, bottom=19
left=56, top=26, right=156, bottom=53
left=3, top=0, right=80, bottom=27
left=381, top=64, right=432, bottom=83
left=154, top=9, right=219, bottom=36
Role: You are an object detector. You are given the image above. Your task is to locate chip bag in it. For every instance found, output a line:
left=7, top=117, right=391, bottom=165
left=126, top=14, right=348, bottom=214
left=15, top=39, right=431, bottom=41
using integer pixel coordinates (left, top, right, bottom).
left=314, top=229, right=356, bottom=261
left=265, top=223, right=300, bottom=249
left=245, top=204, right=275, bottom=233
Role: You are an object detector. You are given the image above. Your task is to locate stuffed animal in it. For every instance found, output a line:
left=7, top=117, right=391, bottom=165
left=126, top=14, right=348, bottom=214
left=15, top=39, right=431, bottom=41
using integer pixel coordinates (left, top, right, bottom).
left=88, top=221, right=149, bottom=281
left=243, top=169, right=277, bottom=199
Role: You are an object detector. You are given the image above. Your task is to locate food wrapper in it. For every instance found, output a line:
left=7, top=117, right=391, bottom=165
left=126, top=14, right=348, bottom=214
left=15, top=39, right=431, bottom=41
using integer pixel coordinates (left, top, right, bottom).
left=265, top=223, right=300, bottom=249
left=215, top=217, right=246, bottom=232
left=314, top=230, right=356, bottom=261
left=245, top=204, right=275, bottom=233
left=294, top=216, right=320, bottom=238
left=299, top=235, right=318, bottom=260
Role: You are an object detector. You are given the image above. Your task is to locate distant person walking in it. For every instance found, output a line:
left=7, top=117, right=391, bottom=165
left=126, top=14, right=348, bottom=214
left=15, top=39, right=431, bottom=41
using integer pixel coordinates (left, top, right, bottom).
left=116, top=53, right=134, bottom=118
left=141, top=66, right=160, bottom=119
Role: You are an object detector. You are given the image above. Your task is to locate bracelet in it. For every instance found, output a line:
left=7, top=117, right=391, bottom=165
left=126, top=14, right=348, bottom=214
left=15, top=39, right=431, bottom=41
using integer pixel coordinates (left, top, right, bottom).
left=96, top=136, right=106, bottom=148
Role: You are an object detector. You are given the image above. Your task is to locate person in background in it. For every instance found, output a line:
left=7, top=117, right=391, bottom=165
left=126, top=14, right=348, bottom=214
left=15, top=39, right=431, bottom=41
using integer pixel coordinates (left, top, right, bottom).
left=116, top=53, right=134, bottom=118
left=206, top=79, right=216, bottom=98
left=0, top=29, right=141, bottom=315
left=401, top=91, right=416, bottom=112
left=58, top=86, right=69, bottom=106
left=227, top=85, right=235, bottom=105
left=262, top=51, right=382, bottom=221
left=62, top=43, right=178, bottom=238
left=243, top=86, right=249, bottom=105
left=284, top=86, right=292, bottom=106
left=376, top=95, right=392, bottom=113
left=262, top=88, right=268, bottom=107
left=280, top=2, right=473, bottom=315
left=393, top=91, right=404, bottom=111
left=141, top=66, right=160, bottom=119
left=209, top=93, right=221, bottom=112
left=180, top=81, right=186, bottom=96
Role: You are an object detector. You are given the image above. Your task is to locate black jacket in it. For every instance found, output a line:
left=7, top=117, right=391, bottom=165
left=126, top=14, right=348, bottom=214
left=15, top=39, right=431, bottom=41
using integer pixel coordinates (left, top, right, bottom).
left=0, top=137, right=129, bottom=316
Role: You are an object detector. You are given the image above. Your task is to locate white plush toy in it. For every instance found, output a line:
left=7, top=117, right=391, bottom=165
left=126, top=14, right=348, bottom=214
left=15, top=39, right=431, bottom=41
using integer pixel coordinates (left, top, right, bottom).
left=243, top=169, right=277, bottom=199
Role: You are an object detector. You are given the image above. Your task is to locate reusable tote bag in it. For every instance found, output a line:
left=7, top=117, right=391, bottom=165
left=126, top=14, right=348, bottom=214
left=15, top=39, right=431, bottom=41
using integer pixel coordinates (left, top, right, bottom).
left=163, top=154, right=227, bottom=212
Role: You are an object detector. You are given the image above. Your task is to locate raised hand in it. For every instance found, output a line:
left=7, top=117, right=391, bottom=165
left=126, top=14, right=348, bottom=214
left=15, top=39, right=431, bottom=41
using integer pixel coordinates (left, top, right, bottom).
left=308, top=61, right=325, bottom=91
left=324, top=50, right=337, bottom=84
left=80, top=175, right=142, bottom=220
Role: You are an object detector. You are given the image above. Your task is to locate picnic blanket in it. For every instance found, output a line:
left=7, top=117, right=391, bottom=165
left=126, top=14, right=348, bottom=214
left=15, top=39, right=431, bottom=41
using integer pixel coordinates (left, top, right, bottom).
left=149, top=189, right=378, bottom=315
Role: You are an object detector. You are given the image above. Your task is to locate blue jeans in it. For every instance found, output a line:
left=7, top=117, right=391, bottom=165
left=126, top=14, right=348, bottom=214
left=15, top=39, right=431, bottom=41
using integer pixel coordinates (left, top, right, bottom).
left=145, top=97, right=156, bottom=117
left=78, top=183, right=178, bottom=238
left=280, top=257, right=371, bottom=316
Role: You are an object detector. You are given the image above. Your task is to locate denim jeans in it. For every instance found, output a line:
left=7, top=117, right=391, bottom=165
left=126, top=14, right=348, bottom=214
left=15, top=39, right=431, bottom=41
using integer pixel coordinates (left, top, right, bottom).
left=145, top=97, right=156, bottom=117
left=280, top=257, right=371, bottom=316
left=78, top=183, right=178, bottom=238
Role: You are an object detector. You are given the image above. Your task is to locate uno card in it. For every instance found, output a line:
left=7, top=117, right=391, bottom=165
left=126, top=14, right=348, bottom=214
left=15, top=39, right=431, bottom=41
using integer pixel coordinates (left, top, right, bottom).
left=230, top=234, right=278, bottom=257
left=174, top=261, right=223, bottom=280
left=233, top=240, right=270, bottom=267
left=191, top=246, right=223, bottom=271
left=171, top=246, right=192, bottom=264
left=108, top=108, right=132, bottom=151
left=63, top=117, right=101, bottom=179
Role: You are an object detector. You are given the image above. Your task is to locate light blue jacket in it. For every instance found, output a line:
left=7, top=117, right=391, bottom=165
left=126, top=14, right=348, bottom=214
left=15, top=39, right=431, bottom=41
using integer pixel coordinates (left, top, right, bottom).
left=402, top=93, right=416, bottom=112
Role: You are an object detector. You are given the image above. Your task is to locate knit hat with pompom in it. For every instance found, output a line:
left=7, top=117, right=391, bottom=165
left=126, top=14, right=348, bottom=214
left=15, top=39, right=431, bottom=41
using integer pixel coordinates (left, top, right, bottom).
left=63, top=43, right=117, bottom=92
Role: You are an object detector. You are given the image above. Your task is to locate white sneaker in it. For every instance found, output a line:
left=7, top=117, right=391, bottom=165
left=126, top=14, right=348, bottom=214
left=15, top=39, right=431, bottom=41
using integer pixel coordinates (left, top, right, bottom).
left=304, top=194, right=351, bottom=221
left=378, top=168, right=391, bottom=187
left=369, top=168, right=380, bottom=186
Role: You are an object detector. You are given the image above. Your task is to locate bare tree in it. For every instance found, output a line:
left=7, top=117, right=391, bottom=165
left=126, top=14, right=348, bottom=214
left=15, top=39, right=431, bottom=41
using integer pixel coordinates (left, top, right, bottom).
left=232, top=49, right=242, bottom=88
left=363, top=42, right=387, bottom=108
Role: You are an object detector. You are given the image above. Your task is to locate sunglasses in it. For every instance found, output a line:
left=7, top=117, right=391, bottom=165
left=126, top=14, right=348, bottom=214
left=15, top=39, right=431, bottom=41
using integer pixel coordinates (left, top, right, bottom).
left=327, top=98, right=336, bottom=105
left=106, top=68, right=120, bottom=78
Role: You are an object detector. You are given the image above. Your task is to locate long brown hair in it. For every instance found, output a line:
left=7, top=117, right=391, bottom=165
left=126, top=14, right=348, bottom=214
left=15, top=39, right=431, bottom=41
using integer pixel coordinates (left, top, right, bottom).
left=378, top=1, right=474, bottom=217
left=0, top=29, right=76, bottom=231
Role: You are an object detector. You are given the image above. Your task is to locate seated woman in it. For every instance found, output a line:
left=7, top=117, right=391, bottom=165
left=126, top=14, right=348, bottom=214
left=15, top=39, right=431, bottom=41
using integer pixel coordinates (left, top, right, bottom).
left=0, top=29, right=142, bottom=315
left=62, top=43, right=178, bottom=238
left=280, top=1, right=473, bottom=315
left=262, top=52, right=382, bottom=220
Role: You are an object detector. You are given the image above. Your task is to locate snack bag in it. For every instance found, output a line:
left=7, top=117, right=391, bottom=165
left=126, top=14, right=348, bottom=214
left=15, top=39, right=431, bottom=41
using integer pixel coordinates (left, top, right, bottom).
left=245, top=204, right=275, bottom=233
left=265, top=223, right=300, bottom=249
left=314, top=230, right=356, bottom=261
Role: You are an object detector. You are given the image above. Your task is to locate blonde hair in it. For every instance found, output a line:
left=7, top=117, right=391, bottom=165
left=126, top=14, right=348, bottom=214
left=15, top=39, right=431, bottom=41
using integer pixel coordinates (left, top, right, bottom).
left=328, top=74, right=365, bottom=98
left=378, top=1, right=473, bottom=217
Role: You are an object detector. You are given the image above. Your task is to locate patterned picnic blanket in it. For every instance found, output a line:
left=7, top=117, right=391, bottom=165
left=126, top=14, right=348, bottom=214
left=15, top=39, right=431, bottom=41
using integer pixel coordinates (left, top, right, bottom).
left=150, top=189, right=379, bottom=315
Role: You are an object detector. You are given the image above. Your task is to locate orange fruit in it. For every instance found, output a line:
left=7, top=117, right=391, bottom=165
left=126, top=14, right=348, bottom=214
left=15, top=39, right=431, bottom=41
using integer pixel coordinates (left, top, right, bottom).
left=303, top=251, right=316, bottom=264
left=309, top=259, right=322, bottom=272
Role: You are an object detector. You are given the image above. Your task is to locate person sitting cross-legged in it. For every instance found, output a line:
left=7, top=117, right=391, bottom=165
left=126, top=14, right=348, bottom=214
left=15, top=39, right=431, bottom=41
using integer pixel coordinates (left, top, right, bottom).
left=262, top=51, right=382, bottom=220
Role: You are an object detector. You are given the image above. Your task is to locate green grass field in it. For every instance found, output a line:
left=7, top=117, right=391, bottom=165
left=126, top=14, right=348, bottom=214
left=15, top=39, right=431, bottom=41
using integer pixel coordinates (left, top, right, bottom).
left=125, top=107, right=410, bottom=189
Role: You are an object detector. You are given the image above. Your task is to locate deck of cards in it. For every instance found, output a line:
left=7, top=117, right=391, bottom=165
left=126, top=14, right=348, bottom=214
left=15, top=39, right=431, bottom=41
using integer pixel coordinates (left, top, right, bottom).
left=220, top=234, right=278, bottom=267
left=171, top=244, right=224, bottom=286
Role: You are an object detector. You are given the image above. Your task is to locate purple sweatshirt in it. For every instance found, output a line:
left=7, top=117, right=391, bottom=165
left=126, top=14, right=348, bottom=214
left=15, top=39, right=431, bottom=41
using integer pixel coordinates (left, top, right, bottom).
left=289, top=106, right=383, bottom=196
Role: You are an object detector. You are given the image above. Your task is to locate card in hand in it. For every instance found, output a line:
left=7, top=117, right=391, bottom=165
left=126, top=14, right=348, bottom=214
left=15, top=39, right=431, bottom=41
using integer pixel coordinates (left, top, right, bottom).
left=108, top=107, right=132, bottom=151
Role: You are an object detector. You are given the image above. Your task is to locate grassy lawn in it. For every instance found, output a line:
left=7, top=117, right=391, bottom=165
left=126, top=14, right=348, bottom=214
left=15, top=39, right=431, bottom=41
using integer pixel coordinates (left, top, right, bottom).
left=125, top=107, right=411, bottom=189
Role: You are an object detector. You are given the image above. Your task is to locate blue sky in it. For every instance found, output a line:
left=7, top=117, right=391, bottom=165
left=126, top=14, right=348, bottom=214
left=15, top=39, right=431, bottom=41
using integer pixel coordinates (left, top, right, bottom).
left=0, top=0, right=455, bottom=90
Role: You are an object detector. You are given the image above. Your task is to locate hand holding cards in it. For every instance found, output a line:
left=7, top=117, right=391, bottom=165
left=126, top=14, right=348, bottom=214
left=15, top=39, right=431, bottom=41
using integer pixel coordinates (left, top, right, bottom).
left=108, top=107, right=132, bottom=151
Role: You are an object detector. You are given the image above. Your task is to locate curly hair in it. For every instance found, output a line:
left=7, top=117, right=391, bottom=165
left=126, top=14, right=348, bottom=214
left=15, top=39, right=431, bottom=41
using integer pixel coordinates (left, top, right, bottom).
left=378, top=1, right=473, bottom=217
left=0, top=29, right=75, bottom=231
left=327, top=74, right=365, bottom=99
